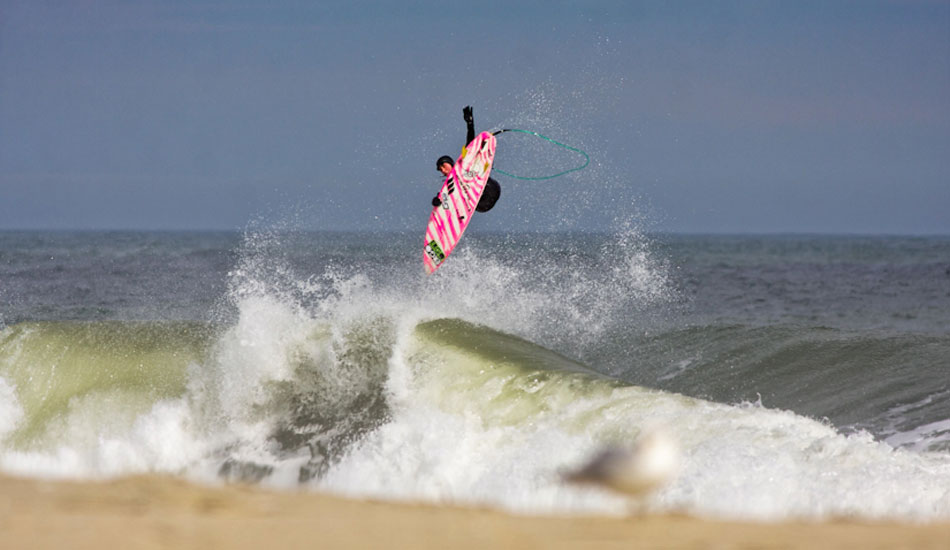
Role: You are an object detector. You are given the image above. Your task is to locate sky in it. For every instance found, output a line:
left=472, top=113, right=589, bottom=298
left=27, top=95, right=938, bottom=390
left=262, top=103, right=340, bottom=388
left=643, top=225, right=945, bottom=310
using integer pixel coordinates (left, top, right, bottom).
left=1, top=0, right=948, bottom=234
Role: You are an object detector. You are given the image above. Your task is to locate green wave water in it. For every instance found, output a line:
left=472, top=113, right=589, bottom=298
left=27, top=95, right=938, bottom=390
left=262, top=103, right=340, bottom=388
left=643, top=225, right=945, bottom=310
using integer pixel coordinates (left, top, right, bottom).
left=0, top=321, right=212, bottom=448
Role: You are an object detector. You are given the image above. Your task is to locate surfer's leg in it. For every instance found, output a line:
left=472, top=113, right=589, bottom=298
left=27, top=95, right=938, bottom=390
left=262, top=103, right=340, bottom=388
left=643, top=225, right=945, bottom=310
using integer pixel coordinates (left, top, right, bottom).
left=475, top=179, right=501, bottom=212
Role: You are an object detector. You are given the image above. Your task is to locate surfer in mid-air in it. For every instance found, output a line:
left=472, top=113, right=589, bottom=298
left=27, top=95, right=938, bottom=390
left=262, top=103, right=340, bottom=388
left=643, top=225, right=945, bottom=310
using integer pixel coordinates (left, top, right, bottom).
left=432, top=105, right=501, bottom=212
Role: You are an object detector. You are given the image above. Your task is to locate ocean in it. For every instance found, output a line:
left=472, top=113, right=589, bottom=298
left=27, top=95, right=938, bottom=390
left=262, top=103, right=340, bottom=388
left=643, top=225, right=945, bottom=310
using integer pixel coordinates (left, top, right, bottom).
left=1, top=229, right=948, bottom=521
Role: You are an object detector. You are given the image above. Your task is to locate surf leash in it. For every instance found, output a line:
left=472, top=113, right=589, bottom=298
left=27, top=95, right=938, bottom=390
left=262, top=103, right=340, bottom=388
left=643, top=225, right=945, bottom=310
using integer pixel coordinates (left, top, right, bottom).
left=490, top=128, right=590, bottom=180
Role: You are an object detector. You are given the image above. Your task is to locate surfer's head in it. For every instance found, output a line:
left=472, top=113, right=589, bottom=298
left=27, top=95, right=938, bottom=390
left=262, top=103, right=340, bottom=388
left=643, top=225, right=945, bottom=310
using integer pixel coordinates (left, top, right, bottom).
left=436, top=155, right=454, bottom=176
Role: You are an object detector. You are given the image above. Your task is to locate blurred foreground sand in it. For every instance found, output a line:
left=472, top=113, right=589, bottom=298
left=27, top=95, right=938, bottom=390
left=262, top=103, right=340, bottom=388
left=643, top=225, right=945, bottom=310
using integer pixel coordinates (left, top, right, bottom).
left=0, top=474, right=947, bottom=550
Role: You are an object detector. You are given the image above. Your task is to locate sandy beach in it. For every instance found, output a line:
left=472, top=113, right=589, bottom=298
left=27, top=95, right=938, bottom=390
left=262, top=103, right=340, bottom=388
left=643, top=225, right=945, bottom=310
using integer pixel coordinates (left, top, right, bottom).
left=0, top=474, right=946, bottom=550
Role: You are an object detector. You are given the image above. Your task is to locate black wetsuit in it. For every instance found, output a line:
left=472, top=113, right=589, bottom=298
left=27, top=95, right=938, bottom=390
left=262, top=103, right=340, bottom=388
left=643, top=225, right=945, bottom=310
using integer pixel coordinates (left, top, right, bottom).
left=464, top=116, right=501, bottom=213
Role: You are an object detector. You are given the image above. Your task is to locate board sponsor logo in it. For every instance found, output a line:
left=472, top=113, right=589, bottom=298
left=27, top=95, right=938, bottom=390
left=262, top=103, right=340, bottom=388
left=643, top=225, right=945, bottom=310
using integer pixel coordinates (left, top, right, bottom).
left=462, top=164, right=485, bottom=178
left=425, top=240, right=446, bottom=265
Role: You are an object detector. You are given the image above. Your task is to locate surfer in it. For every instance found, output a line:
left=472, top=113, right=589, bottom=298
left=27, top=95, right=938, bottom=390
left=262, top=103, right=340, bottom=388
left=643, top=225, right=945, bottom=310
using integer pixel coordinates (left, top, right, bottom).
left=432, top=105, right=501, bottom=212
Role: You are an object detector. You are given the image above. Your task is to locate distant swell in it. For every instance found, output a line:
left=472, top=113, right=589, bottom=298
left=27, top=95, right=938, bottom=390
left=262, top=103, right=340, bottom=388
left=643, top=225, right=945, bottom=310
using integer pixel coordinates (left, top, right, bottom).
left=614, top=324, right=950, bottom=453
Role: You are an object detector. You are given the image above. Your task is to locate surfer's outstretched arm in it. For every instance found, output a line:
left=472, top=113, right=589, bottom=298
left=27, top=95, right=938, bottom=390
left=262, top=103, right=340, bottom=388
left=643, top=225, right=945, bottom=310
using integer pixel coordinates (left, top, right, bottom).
left=464, top=105, right=475, bottom=144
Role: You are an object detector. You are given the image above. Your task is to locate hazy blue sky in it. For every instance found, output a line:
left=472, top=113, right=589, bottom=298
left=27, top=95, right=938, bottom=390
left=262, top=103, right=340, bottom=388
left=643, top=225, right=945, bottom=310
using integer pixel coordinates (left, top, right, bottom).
left=2, top=1, right=948, bottom=234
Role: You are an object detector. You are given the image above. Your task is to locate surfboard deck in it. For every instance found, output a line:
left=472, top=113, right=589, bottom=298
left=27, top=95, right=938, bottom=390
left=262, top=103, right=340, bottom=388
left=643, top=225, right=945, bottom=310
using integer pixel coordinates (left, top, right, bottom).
left=423, top=131, right=497, bottom=274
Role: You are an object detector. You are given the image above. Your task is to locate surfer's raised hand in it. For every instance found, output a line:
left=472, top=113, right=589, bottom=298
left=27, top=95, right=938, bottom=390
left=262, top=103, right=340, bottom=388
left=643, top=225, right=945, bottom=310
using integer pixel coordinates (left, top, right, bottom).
left=463, top=106, right=473, bottom=124
left=431, top=196, right=442, bottom=207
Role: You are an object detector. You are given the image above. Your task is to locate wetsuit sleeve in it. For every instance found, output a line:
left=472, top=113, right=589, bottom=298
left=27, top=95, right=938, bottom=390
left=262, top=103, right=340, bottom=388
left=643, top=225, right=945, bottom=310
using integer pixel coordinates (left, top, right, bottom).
left=464, top=106, right=475, bottom=144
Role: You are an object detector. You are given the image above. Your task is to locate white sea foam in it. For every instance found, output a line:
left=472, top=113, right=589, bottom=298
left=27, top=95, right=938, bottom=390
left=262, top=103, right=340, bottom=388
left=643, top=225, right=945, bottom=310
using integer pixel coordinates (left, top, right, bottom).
left=0, top=377, right=23, bottom=440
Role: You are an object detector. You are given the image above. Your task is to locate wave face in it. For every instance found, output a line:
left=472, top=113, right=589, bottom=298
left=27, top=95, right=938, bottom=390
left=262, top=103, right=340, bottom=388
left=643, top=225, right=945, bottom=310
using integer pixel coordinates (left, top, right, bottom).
left=1, top=230, right=949, bottom=521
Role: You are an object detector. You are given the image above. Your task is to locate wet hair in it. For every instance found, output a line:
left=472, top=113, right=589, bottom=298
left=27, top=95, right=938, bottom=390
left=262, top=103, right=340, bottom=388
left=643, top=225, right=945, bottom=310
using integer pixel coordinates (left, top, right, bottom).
left=436, top=155, right=454, bottom=169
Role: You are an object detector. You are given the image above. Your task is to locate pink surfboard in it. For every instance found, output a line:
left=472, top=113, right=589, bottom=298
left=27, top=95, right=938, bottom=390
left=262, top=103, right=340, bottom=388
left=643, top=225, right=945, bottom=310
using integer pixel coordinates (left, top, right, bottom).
left=423, top=131, right=497, bottom=274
